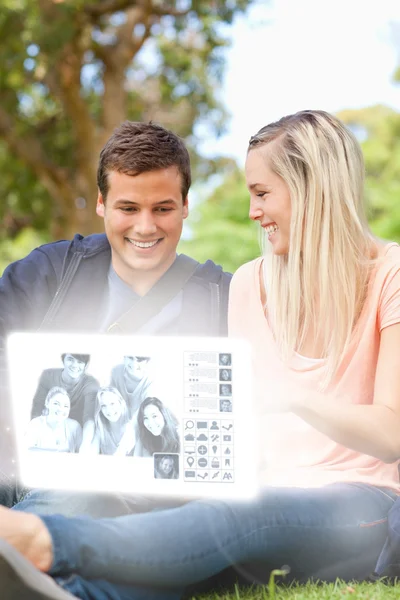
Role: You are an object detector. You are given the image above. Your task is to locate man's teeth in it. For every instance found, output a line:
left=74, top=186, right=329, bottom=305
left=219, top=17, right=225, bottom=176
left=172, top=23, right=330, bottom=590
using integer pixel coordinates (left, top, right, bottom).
left=128, top=239, right=158, bottom=248
left=265, top=224, right=278, bottom=235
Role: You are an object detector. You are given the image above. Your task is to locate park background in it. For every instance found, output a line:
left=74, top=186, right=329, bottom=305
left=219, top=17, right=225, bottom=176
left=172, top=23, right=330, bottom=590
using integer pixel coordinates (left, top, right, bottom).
left=0, top=0, right=399, bottom=276
left=1, top=2, right=400, bottom=596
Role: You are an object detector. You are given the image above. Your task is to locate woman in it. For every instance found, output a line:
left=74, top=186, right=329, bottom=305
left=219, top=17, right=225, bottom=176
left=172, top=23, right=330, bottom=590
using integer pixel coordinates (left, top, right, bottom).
left=134, top=397, right=180, bottom=456
left=30, top=354, right=99, bottom=426
left=3, top=110, right=400, bottom=598
left=154, top=454, right=179, bottom=480
left=79, top=387, right=134, bottom=456
left=25, top=387, right=82, bottom=453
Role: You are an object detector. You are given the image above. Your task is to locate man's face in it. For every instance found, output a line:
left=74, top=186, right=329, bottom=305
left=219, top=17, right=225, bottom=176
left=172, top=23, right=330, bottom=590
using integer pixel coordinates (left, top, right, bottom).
left=123, top=356, right=149, bottom=381
left=62, top=355, right=86, bottom=380
left=96, top=169, right=188, bottom=287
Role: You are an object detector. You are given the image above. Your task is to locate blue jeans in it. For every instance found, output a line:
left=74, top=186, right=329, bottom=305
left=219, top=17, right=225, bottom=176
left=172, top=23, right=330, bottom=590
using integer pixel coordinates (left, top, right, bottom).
left=26, top=483, right=396, bottom=600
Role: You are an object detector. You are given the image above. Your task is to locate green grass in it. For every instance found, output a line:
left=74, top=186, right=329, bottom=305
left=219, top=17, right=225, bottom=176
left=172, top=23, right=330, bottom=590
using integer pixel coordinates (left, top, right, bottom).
left=195, top=578, right=400, bottom=599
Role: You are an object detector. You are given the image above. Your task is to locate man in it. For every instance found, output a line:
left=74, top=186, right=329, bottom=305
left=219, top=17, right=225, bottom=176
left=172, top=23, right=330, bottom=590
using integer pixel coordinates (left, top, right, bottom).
left=220, top=398, right=232, bottom=413
left=110, top=355, right=152, bottom=416
left=30, top=353, right=98, bottom=424
left=0, top=121, right=231, bottom=507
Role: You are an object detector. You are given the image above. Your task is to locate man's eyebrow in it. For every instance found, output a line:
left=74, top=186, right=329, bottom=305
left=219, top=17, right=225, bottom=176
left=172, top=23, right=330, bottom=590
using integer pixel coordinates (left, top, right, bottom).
left=114, top=199, right=178, bottom=205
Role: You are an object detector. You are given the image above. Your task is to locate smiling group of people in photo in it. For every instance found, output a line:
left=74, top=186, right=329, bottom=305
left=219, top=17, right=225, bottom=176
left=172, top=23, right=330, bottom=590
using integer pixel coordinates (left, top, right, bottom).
left=25, top=353, right=180, bottom=458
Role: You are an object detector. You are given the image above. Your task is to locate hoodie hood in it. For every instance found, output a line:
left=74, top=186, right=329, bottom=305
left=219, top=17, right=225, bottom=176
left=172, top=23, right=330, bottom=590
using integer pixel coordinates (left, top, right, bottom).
left=68, top=233, right=111, bottom=257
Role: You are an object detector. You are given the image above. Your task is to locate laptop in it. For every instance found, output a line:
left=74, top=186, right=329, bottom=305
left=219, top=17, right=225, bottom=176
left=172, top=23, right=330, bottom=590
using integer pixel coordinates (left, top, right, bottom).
left=7, top=332, right=259, bottom=500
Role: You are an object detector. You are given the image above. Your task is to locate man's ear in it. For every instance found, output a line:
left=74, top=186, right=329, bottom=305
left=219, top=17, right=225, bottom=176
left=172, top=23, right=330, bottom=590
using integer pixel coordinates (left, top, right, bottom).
left=183, top=196, right=189, bottom=219
left=96, top=190, right=105, bottom=217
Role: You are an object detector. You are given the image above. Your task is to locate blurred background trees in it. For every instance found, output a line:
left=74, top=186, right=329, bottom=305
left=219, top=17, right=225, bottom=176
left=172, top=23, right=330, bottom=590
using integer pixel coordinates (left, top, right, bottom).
left=0, top=0, right=400, bottom=276
left=0, top=0, right=253, bottom=262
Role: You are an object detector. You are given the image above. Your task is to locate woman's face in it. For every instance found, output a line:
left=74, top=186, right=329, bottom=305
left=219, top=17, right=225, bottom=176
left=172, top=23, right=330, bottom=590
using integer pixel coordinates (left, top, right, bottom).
left=46, top=393, right=70, bottom=421
left=100, top=392, right=123, bottom=422
left=221, top=369, right=230, bottom=381
left=246, top=145, right=292, bottom=256
left=159, top=456, right=173, bottom=475
left=63, top=355, right=86, bottom=380
left=143, top=404, right=165, bottom=436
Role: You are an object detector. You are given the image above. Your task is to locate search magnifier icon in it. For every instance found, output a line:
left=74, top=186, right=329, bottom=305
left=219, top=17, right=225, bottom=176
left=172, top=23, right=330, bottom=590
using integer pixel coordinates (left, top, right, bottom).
left=185, top=420, right=194, bottom=431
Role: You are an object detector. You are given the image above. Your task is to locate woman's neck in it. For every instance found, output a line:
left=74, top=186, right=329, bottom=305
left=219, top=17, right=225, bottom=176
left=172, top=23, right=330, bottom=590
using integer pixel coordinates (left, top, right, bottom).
left=45, top=417, right=64, bottom=430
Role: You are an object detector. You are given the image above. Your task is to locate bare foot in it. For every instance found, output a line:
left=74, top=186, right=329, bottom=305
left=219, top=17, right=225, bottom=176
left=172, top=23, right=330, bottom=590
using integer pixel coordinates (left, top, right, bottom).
left=0, top=506, right=53, bottom=572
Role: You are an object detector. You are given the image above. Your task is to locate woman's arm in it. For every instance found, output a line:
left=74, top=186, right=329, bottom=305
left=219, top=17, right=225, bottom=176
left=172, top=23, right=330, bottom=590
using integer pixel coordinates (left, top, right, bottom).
left=291, top=322, right=400, bottom=463
left=114, top=419, right=137, bottom=456
left=79, top=419, right=99, bottom=454
left=67, top=420, right=83, bottom=453
left=25, top=418, right=41, bottom=449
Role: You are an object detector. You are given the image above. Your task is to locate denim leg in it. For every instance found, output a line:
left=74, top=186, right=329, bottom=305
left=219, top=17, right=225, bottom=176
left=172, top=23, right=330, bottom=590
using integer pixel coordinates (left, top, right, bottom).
left=11, top=489, right=152, bottom=518
left=56, top=575, right=182, bottom=600
left=42, top=483, right=395, bottom=588
left=11, top=486, right=184, bottom=518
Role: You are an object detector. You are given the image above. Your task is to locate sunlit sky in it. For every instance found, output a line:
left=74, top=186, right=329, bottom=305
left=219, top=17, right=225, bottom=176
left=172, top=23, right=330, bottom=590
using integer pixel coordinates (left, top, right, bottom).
left=208, top=0, right=400, bottom=166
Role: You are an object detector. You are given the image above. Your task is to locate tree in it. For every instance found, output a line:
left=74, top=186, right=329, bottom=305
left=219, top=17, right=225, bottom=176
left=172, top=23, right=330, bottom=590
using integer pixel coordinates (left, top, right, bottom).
left=0, top=0, right=253, bottom=239
left=178, top=167, right=260, bottom=273
left=338, top=105, right=400, bottom=240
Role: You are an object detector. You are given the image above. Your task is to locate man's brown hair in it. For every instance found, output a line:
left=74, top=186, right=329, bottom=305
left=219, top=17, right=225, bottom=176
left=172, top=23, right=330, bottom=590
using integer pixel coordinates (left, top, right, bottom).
left=97, top=121, right=191, bottom=201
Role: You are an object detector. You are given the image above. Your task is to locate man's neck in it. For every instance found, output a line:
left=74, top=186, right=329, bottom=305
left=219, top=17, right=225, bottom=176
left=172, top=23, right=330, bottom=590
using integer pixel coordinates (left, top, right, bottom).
left=113, top=254, right=177, bottom=296
left=61, top=370, right=78, bottom=388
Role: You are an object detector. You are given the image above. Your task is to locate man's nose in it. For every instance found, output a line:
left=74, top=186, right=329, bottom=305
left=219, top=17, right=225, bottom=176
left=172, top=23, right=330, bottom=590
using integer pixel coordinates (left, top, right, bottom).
left=133, top=211, right=157, bottom=236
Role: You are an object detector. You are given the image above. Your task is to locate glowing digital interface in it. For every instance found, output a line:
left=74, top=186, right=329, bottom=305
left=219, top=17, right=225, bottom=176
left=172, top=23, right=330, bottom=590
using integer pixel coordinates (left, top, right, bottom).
left=7, top=332, right=258, bottom=500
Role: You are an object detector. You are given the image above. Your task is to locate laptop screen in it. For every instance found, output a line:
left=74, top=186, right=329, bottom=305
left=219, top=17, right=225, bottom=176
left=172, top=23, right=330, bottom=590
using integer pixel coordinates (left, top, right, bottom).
left=7, top=332, right=258, bottom=500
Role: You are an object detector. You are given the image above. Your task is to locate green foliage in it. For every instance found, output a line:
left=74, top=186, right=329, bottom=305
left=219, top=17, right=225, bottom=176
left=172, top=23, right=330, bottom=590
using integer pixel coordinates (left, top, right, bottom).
left=338, top=105, right=400, bottom=241
left=0, top=228, right=49, bottom=276
left=0, top=141, right=51, bottom=236
left=195, top=579, right=400, bottom=599
left=0, top=0, right=255, bottom=237
left=178, top=168, right=260, bottom=273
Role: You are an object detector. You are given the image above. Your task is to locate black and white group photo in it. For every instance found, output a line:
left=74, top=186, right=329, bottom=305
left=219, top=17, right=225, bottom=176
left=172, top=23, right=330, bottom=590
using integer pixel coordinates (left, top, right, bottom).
left=23, top=352, right=182, bottom=477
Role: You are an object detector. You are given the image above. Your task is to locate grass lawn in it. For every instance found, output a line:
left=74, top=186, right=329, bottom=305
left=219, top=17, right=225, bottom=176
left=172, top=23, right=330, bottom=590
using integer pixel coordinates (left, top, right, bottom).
left=195, top=576, right=400, bottom=599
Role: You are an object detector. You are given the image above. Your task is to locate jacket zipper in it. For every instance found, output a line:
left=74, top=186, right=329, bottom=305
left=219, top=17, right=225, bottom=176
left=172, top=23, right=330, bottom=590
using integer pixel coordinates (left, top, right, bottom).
left=38, top=253, right=83, bottom=330
left=210, top=282, right=220, bottom=334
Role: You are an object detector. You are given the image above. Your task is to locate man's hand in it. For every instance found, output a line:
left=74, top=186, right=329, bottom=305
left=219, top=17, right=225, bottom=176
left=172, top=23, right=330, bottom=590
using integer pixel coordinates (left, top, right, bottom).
left=0, top=506, right=53, bottom=572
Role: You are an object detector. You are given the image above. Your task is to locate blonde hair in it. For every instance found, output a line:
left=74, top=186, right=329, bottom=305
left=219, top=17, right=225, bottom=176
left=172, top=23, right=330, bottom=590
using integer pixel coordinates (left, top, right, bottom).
left=248, top=110, right=377, bottom=388
left=43, top=387, right=70, bottom=416
left=94, top=386, right=129, bottom=450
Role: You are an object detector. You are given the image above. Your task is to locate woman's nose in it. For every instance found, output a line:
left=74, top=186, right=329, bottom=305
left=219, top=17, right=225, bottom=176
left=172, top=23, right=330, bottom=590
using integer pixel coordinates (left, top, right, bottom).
left=249, top=201, right=263, bottom=221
